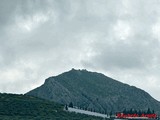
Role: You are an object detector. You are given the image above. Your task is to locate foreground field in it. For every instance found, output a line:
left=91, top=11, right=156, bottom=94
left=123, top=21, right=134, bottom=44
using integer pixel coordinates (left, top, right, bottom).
left=0, top=93, right=103, bottom=120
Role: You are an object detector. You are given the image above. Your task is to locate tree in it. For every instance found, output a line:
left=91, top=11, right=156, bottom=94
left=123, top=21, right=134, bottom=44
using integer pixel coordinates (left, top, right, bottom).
left=123, top=108, right=126, bottom=114
left=129, top=108, right=133, bottom=114
left=69, top=102, right=73, bottom=108
left=147, top=108, right=151, bottom=114
left=105, top=110, right=107, bottom=115
left=138, top=110, right=142, bottom=116
left=134, top=109, right=138, bottom=114
left=110, top=111, right=112, bottom=117
left=65, top=104, right=68, bottom=110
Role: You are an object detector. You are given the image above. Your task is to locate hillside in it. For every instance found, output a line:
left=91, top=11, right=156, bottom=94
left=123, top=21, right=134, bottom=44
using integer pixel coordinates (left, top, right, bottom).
left=0, top=93, right=103, bottom=120
left=27, top=69, right=160, bottom=114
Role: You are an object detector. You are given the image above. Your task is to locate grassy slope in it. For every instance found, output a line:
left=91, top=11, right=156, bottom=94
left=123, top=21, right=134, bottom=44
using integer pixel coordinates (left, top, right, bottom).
left=0, top=93, right=103, bottom=120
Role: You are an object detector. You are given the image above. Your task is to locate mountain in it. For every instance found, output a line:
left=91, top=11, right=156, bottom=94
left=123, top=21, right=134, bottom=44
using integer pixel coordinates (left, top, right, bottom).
left=26, top=69, right=160, bottom=114
left=0, top=93, right=103, bottom=120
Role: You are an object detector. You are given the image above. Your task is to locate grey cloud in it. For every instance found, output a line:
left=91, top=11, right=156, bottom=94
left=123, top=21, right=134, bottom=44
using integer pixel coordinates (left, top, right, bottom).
left=83, top=37, right=159, bottom=70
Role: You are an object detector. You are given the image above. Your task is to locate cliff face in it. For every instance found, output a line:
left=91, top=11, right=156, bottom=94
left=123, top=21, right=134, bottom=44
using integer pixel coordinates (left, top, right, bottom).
left=26, top=69, right=160, bottom=113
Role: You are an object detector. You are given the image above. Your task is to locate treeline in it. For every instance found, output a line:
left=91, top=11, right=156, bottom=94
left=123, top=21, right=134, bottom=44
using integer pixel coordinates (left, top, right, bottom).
left=122, top=108, right=155, bottom=115
left=67, top=102, right=156, bottom=116
left=67, top=102, right=111, bottom=116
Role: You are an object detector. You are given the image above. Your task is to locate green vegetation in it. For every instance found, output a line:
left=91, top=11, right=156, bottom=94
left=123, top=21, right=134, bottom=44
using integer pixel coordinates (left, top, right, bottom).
left=69, top=102, right=73, bottom=108
left=0, top=93, right=103, bottom=120
left=122, top=108, right=155, bottom=114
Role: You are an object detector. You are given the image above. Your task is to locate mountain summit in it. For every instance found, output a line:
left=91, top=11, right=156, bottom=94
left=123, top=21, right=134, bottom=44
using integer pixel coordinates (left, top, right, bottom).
left=26, top=69, right=160, bottom=113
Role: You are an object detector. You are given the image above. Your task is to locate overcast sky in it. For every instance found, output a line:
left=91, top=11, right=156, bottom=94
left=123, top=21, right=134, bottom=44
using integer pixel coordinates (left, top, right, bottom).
left=0, top=0, right=160, bottom=100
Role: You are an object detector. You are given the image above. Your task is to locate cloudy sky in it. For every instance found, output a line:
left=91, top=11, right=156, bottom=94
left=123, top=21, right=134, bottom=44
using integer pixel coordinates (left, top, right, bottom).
left=0, top=0, right=160, bottom=100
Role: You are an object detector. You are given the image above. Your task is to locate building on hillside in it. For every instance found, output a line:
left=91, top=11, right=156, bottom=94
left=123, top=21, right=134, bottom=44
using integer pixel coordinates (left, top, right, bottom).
left=114, top=112, right=158, bottom=120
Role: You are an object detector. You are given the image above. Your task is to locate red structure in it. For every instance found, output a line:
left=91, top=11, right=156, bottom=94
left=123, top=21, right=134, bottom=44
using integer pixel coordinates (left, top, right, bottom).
left=116, top=113, right=157, bottom=119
